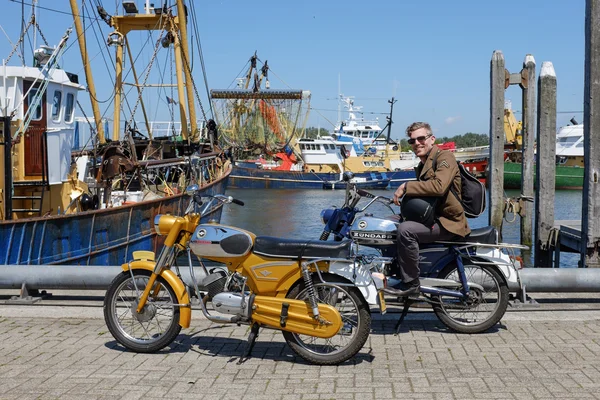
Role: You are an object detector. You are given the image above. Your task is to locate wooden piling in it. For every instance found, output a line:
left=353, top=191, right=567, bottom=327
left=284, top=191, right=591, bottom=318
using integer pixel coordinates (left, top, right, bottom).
left=582, top=0, right=600, bottom=267
left=535, top=62, right=557, bottom=267
left=520, top=55, right=536, bottom=247
left=489, top=51, right=506, bottom=232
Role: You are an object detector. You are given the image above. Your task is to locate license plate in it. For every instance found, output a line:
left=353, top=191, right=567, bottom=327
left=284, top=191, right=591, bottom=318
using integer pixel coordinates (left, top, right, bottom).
left=377, top=290, right=387, bottom=314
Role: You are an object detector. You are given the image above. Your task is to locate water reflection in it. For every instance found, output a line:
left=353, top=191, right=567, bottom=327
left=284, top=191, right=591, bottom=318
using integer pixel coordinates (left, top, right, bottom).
left=222, top=188, right=582, bottom=268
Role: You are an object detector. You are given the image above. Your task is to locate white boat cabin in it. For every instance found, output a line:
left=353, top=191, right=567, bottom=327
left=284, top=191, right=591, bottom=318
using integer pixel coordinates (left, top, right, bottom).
left=1, top=65, right=84, bottom=185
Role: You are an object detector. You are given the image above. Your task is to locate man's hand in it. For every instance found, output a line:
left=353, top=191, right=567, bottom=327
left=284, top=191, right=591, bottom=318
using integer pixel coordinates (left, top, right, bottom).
left=393, top=183, right=406, bottom=205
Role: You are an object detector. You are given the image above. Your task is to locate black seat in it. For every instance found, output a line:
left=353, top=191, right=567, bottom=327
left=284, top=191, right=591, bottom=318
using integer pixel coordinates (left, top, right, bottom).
left=457, top=226, right=498, bottom=244
left=253, top=236, right=351, bottom=259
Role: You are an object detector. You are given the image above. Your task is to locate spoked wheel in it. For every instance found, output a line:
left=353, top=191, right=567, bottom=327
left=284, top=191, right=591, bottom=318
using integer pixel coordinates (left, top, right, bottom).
left=103, top=270, right=182, bottom=353
left=282, top=276, right=371, bottom=365
left=432, top=263, right=509, bottom=334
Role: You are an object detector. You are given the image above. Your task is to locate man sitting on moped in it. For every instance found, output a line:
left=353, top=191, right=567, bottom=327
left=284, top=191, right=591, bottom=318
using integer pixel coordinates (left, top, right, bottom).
left=387, top=122, right=471, bottom=296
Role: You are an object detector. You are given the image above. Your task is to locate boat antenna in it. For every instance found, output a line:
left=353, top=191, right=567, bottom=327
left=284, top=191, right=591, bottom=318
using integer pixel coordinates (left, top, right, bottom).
left=386, top=97, right=396, bottom=143
left=337, top=74, right=341, bottom=127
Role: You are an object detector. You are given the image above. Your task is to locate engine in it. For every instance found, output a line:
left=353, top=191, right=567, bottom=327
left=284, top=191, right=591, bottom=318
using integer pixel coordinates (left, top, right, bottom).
left=200, top=272, right=251, bottom=319
left=212, top=292, right=252, bottom=318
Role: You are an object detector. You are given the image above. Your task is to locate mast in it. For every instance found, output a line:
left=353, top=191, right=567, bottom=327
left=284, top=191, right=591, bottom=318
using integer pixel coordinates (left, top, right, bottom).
left=386, top=97, right=396, bottom=158
left=175, top=0, right=198, bottom=140
left=386, top=97, right=395, bottom=142
left=105, top=2, right=193, bottom=142
left=69, top=0, right=105, bottom=143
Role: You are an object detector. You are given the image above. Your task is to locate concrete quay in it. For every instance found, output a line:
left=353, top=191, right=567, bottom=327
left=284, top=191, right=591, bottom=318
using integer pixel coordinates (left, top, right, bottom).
left=1, top=291, right=600, bottom=400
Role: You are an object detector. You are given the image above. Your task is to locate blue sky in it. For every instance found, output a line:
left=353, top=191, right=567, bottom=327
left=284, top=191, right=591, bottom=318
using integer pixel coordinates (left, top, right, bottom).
left=0, top=0, right=586, bottom=141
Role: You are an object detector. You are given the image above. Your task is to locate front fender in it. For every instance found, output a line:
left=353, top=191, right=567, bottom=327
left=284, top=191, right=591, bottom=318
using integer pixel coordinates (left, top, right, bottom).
left=121, top=261, right=192, bottom=329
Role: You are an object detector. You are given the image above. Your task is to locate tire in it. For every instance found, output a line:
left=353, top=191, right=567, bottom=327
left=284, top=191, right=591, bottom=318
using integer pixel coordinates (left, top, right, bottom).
left=282, top=275, right=371, bottom=365
left=432, top=263, right=509, bottom=334
left=103, top=270, right=182, bottom=353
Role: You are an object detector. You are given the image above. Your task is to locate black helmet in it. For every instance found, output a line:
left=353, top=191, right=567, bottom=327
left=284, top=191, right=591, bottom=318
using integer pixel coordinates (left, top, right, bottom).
left=400, top=196, right=437, bottom=227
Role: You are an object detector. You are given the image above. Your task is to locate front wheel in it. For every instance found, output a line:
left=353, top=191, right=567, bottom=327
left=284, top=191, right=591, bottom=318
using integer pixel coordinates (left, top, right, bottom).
left=432, top=263, right=509, bottom=334
left=282, top=276, right=371, bottom=365
left=103, top=270, right=182, bottom=353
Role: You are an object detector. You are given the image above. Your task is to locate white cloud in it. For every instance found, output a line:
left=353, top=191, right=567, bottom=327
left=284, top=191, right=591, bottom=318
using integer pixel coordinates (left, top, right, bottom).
left=444, top=116, right=462, bottom=125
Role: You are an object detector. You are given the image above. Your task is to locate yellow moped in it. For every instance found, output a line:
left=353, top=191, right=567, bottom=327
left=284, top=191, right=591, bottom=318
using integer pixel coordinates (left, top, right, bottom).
left=103, top=188, right=373, bottom=365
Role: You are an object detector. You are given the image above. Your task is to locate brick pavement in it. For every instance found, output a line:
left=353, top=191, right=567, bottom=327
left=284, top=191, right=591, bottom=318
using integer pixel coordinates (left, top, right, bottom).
left=1, top=305, right=600, bottom=400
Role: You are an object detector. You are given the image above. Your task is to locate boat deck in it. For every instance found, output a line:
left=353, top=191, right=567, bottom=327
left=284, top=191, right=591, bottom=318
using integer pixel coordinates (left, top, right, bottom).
left=553, top=220, right=584, bottom=266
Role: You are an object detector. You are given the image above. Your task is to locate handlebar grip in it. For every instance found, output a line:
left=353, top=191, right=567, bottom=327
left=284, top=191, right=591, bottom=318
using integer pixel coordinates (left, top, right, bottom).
left=356, top=189, right=375, bottom=198
left=231, top=198, right=245, bottom=206
left=193, top=192, right=204, bottom=205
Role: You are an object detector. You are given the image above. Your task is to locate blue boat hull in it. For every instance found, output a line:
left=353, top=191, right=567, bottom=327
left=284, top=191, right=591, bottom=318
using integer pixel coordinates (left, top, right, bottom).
left=0, top=173, right=229, bottom=266
left=229, top=165, right=414, bottom=189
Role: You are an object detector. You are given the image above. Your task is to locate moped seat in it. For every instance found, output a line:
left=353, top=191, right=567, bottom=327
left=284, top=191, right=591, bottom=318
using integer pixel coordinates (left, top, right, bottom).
left=254, top=236, right=352, bottom=259
left=456, top=226, right=498, bottom=244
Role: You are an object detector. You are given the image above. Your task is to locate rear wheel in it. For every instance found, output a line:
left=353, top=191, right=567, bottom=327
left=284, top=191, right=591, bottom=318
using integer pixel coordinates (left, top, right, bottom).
left=103, top=270, right=182, bottom=353
left=432, top=263, right=508, bottom=334
left=282, top=276, right=371, bottom=365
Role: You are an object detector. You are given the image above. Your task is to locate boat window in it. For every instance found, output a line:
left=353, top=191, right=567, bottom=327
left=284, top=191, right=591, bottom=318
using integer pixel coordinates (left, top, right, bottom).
left=311, top=144, right=316, bottom=150
left=65, top=93, right=75, bottom=123
left=557, top=137, right=579, bottom=144
left=27, top=89, right=43, bottom=121
left=300, top=144, right=305, bottom=150
left=364, top=162, right=371, bottom=167
left=576, top=142, right=584, bottom=147
left=52, top=90, right=62, bottom=122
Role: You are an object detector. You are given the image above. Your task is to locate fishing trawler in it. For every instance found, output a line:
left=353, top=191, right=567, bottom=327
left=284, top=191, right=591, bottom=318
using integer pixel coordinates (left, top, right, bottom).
left=211, top=61, right=415, bottom=189
left=0, top=1, right=230, bottom=270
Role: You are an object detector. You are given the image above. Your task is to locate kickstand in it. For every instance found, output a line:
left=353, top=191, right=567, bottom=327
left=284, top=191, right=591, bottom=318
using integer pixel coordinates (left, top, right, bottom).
left=238, top=323, right=260, bottom=364
left=394, top=298, right=413, bottom=335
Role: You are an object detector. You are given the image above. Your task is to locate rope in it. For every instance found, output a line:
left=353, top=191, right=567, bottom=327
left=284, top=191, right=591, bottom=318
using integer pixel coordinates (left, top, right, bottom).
left=503, top=198, right=519, bottom=223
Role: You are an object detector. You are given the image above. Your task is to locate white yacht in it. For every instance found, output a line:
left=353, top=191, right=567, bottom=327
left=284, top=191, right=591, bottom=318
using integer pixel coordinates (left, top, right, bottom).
left=555, top=122, right=584, bottom=167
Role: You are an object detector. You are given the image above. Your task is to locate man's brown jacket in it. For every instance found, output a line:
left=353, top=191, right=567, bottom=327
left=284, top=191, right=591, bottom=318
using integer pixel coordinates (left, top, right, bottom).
left=403, top=144, right=471, bottom=237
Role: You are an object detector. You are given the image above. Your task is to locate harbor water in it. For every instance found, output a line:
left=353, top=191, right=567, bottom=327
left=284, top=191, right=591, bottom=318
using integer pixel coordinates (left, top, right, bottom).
left=221, top=188, right=583, bottom=268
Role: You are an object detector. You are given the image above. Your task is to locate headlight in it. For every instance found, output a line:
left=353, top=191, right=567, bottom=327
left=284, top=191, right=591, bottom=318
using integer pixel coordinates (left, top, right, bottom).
left=320, top=209, right=335, bottom=224
left=154, top=214, right=178, bottom=235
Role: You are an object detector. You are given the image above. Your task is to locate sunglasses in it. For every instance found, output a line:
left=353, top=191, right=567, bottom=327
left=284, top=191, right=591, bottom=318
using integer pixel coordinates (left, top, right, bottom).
left=407, top=134, right=432, bottom=145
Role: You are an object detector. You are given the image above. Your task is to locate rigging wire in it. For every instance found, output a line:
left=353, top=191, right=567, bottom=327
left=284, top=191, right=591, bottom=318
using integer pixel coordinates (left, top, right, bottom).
left=309, top=106, right=388, bottom=115
left=188, top=0, right=213, bottom=119
left=9, top=0, right=97, bottom=19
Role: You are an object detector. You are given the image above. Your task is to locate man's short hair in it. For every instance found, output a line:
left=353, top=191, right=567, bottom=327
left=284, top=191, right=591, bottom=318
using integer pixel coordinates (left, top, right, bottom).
left=405, top=122, right=433, bottom=138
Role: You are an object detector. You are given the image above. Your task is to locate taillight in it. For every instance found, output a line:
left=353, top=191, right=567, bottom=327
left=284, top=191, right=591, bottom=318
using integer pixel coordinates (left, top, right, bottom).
left=510, top=255, right=525, bottom=269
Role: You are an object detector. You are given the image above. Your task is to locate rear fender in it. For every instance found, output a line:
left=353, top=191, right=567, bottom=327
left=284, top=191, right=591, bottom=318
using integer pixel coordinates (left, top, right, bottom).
left=471, top=249, right=521, bottom=290
left=326, top=260, right=380, bottom=305
left=121, top=261, right=192, bottom=328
